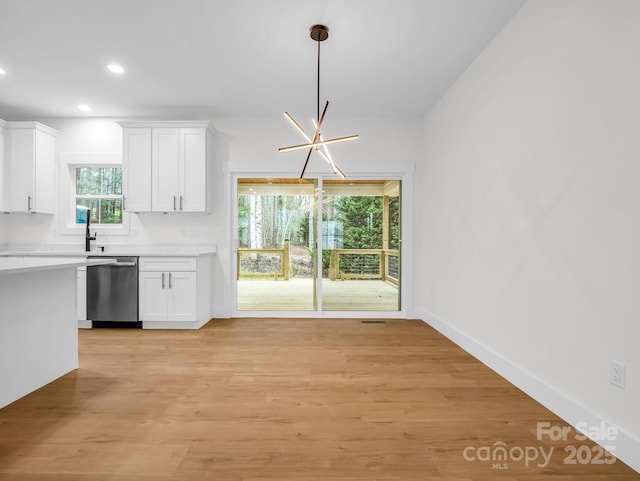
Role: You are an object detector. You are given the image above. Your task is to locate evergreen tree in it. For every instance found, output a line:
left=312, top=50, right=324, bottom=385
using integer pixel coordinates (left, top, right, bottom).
left=335, top=196, right=383, bottom=249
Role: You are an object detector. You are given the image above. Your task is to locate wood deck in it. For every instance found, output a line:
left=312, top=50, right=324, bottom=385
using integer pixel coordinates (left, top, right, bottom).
left=0, top=318, right=636, bottom=480
left=237, top=278, right=400, bottom=311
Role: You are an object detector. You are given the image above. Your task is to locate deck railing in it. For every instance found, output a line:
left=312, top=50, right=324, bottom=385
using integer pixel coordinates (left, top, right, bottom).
left=328, top=249, right=399, bottom=285
left=237, top=242, right=399, bottom=285
left=237, top=240, right=290, bottom=280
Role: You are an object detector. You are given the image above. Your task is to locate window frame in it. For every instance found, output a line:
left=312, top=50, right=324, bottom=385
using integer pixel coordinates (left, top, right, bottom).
left=58, top=153, right=130, bottom=236
left=74, top=166, right=123, bottom=226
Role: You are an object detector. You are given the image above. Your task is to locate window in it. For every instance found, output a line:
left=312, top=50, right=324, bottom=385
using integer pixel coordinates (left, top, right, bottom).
left=58, top=153, right=128, bottom=236
left=74, top=167, right=123, bottom=225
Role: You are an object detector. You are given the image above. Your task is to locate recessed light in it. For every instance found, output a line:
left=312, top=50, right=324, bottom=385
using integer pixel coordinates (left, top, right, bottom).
left=0, top=68, right=6, bottom=76
left=78, top=104, right=92, bottom=112
left=107, top=64, right=125, bottom=74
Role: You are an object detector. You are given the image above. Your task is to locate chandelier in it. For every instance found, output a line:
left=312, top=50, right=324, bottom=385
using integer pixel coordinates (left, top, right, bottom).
left=279, top=24, right=358, bottom=178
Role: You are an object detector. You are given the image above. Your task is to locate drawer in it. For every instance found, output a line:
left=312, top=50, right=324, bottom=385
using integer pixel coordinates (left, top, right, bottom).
left=139, top=257, right=196, bottom=272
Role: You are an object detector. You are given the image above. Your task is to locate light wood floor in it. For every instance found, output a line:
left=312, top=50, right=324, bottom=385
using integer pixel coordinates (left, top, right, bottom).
left=237, top=279, right=399, bottom=311
left=0, top=318, right=637, bottom=480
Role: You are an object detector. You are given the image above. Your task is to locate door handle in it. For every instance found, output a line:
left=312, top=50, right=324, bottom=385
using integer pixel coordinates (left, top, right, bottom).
left=27, top=195, right=32, bottom=211
left=122, top=195, right=126, bottom=211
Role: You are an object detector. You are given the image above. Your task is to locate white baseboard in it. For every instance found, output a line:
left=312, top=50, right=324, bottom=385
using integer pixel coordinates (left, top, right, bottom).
left=142, top=320, right=202, bottom=330
left=414, top=307, right=640, bottom=474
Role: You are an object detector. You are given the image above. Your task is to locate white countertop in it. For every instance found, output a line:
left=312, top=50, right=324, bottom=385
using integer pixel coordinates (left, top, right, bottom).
left=0, top=257, right=116, bottom=276
left=0, top=244, right=217, bottom=258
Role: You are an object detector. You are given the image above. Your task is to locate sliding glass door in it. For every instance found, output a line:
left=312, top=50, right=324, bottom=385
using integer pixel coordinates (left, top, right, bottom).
left=236, top=178, right=400, bottom=313
left=321, top=180, right=401, bottom=311
left=236, top=178, right=317, bottom=311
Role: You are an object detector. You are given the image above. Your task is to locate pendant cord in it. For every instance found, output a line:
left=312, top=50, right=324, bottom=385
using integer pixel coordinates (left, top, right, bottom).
left=317, top=39, right=320, bottom=122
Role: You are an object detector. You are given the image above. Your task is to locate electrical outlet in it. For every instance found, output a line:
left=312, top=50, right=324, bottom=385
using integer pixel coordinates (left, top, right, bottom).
left=609, top=361, right=626, bottom=389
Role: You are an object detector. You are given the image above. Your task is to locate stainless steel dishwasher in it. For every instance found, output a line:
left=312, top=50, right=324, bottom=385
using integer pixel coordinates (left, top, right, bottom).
left=87, top=256, right=140, bottom=328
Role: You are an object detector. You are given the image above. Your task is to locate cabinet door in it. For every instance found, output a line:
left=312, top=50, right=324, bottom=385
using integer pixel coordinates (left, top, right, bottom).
left=0, top=125, right=5, bottom=212
left=139, top=271, right=167, bottom=321
left=152, top=128, right=180, bottom=212
left=9, top=126, right=56, bottom=213
left=33, top=129, right=55, bottom=213
left=179, top=128, right=206, bottom=212
left=123, top=128, right=152, bottom=212
left=167, top=271, right=197, bottom=321
left=77, top=267, right=87, bottom=321
left=10, top=129, right=35, bottom=212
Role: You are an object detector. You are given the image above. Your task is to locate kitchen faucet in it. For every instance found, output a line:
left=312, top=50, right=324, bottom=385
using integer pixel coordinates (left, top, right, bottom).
left=85, top=209, right=97, bottom=252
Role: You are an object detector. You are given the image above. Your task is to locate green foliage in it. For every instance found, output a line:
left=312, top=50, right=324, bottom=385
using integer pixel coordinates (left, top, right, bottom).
left=335, top=196, right=383, bottom=249
left=389, top=196, right=400, bottom=249
left=298, top=211, right=310, bottom=246
left=237, top=196, right=251, bottom=246
left=75, top=167, right=123, bottom=225
left=76, top=167, right=122, bottom=196
left=322, top=249, right=330, bottom=270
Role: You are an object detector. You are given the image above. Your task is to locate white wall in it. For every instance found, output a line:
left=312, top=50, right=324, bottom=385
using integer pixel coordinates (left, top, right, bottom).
left=213, top=116, right=421, bottom=317
left=415, top=0, right=640, bottom=470
left=0, top=122, right=6, bottom=245
left=5, top=116, right=421, bottom=317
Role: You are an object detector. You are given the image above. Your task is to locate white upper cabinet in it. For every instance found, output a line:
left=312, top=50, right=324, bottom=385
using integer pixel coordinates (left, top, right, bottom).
left=122, top=127, right=152, bottom=212
left=0, top=120, right=5, bottom=212
left=119, top=121, right=213, bottom=213
left=179, top=128, right=207, bottom=212
left=152, top=128, right=181, bottom=212
left=6, top=122, right=58, bottom=214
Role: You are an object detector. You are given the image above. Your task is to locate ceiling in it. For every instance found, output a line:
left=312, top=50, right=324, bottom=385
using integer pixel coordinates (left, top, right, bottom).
left=0, top=0, right=525, bottom=120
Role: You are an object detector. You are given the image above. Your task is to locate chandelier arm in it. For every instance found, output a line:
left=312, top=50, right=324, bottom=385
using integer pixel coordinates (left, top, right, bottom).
left=284, top=112, right=306, bottom=136
left=278, top=134, right=359, bottom=153
left=333, top=162, right=346, bottom=179
left=318, top=140, right=335, bottom=172
left=312, top=118, right=339, bottom=175
left=279, top=142, right=313, bottom=153
left=318, top=134, right=359, bottom=146
left=312, top=124, right=337, bottom=175
left=310, top=100, right=330, bottom=146
left=318, top=137, right=344, bottom=178
left=299, top=147, right=314, bottom=179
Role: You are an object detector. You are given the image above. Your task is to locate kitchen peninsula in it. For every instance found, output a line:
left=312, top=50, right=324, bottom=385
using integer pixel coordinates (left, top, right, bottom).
left=3, top=245, right=217, bottom=329
left=0, top=256, right=115, bottom=409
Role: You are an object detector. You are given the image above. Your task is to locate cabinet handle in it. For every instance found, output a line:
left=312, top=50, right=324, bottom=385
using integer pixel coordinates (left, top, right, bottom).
left=173, top=196, right=177, bottom=211
left=169, top=272, right=172, bottom=289
left=180, top=196, right=183, bottom=211
left=27, top=195, right=32, bottom=211
left=162, top=272, right=165, bottom=289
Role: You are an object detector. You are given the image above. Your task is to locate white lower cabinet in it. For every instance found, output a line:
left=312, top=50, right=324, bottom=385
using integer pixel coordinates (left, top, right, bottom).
left=77, top=266, right=91, bottom=328
left=139, top=270, right=196, bottom=322
left=138, top=256, right=212, bottom=329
